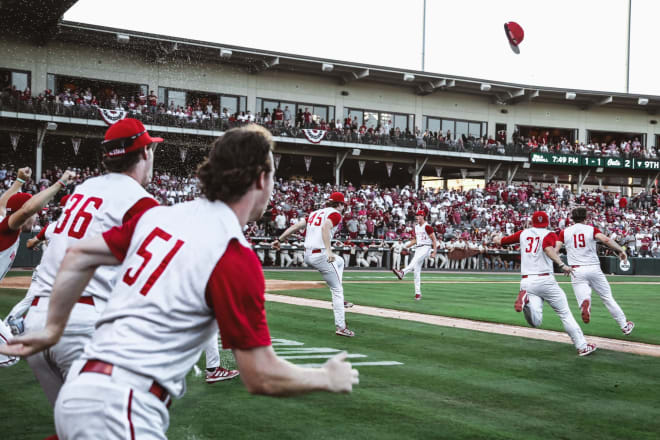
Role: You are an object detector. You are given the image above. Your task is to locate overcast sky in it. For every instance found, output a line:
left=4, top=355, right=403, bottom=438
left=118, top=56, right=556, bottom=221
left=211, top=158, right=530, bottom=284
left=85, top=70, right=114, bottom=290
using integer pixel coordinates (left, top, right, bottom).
left=64, top=0, right=660, bottom=96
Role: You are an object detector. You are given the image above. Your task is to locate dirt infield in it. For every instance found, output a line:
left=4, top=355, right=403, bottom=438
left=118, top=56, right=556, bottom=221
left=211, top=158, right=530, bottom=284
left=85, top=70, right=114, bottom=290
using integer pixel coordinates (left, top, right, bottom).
left=4, top=276, right=656, bottom=357
left=263, top=280, right=660, bottom=358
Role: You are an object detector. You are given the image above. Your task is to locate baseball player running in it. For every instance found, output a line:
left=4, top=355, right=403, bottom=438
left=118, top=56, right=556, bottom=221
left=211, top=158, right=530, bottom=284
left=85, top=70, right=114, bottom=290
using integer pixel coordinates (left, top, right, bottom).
left=556, top=207, right=634, bottom=335
left=272, top=192, right=355, bottom=336
left=494, top=211, right=596, bottom=356
left=22, top=118, right=160, bottom=407
left=392, top=210, right=438, bottom=300
left=0, top=125, right=358, bottom=439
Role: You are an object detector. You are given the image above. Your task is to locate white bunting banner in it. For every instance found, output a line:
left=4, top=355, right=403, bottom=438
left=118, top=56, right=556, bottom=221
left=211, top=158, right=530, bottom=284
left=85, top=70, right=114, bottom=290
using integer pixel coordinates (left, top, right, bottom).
left=9, top=133, right=21, bottom=152
left=358, top=160, right=366, bottom=175
left=385, top=162, right=393, bottom=177
left=179, top=147, right=187, bottom=163
left=273, top=154, right=281, bottom=170
left=98, top=107, right=128, bottom=126
left=301, top=129, right=327, bottom=144
left=435, top=167, right=442, bottom=178
left=72, top=138, right=81, bottom=156
left=304, top=156, right=312, bottom=172
left=460, top=168, right=468, bottom=179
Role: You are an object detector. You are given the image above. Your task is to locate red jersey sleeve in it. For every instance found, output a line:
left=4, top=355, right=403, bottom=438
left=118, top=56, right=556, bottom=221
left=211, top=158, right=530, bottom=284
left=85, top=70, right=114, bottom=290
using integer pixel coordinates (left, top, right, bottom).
left=206, top=239, right=271, bottom=350
left=35, top=223, right=49, bottom=241
left=425, top=225, right=434, bottom=235
left=557, top=230, right=565, bottom=243
left=102, top=214, right=142, bottom=262
left=500, top=230, right=522, bottom=246
left=122, top=197, right=159, bottom=224
left=593, top=227, right=601, bottom=238
left=327, top=212, right=341, bottom=226
left=542, top=232, right=558, bottom=249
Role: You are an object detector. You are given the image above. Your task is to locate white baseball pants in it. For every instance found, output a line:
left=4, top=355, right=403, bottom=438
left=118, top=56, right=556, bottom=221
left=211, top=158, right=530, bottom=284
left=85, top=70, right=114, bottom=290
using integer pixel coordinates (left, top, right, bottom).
left=392, top=253, right=401, bottom=270
left=402, top=245, right=432, bottom=295
left=519, top=275, right=588, bottom=350
left=570, top=265, right=627, bottom=328
left=204, top=332, right=220, bottom=369
left=24, top=297, right=100, bottom=407
left=304, top=250, right=347, bottom=329
left=55, top=359, right=169, bottom=439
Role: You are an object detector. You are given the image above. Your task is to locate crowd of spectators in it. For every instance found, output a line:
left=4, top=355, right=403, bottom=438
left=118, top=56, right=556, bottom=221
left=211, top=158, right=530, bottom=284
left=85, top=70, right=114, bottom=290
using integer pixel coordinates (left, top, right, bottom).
left=1, top=161, right=659, bottom=269
left=9, top=84, right=660, bottom=159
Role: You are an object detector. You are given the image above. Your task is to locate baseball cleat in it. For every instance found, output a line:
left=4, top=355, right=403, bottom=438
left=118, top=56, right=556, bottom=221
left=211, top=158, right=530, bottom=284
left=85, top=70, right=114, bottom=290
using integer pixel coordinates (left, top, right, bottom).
left=335, top=327, right=355, bottom=337
left=414, top=293, right=421, bottom=301
left=577, top=343, right=597, bottom=357
left=580, top=299, right=591, bottom=324
left=344, top=301, right=354, bottom=308
left=206, top=367, right=240, bottom=383
left=622, top=321, right=635, bottom=335
left=392, top=268, right=403, bottom=280
left=514, top=289, right=529, bottom=312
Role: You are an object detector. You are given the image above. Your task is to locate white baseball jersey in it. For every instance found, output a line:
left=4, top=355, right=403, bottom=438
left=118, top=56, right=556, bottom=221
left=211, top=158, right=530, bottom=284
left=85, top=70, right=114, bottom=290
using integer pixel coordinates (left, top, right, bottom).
left=392, top=242, right=404, bottom=254
left=559, top=223, right=601, bottom=266
left=303, top=207, right=342, bottom=250
left=414, top=222, right=434, bottom=246
left=33, top=173, right=157, bottom=303
left=503, top=227, right=557, bottom=276
left=0, top=216, right=21, bottom=282
left=83, top=199, right=271, bottom=398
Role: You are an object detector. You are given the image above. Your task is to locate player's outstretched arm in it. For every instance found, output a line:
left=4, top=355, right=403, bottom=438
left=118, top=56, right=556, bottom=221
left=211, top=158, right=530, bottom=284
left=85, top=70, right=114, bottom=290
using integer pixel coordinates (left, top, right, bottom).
left=0, top=167, right=31, bottom=217
left=0, top=235, right=120, bottom=358
left=272, top=219, right=306, bottom=250
left=543, top=245, right=572, bottom=276
left=595, top=232, right=627, bottom=261
left=8, top=170, right=75, bottom=230
left=430, top=233, right=438, bottom=258
left=233, top=345, right=359, bottom=396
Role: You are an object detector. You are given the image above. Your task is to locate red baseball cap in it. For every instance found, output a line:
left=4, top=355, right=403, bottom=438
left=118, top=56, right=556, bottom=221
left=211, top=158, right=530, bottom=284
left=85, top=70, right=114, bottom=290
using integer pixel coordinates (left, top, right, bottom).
left=531, top=211, right=549, bottom=228
left=6, top=192, right=32, bottom=214
left=329, top=192, right=345, bottom=203
left=102, top=118, right=163, bottom=157
left=504, top=21, right=524, bottom=47
left=59, top=194, right=70, bottom=207
left=416, top=210, right=425, bottom=216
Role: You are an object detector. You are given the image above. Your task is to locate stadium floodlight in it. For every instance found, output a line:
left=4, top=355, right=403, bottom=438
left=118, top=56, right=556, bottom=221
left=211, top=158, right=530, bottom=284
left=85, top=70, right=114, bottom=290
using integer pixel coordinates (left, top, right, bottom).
left=352, top=148, right=361, bottom=156
left=565, top=92, right=577, bottom=100
left=116, top=34, right=130, bottom=44
left=480, top=83, right=491, bottom=92
left=638, top=97, right=649, bottom=105
left=46, top=122, right=57, bottom=131
left=403, top=73, right=415, bottom=82
left=522, top=162, right=530, bottom=169
left=322, top=63, right=334, bottom=72
left=219, top=49, right=232, bottom=59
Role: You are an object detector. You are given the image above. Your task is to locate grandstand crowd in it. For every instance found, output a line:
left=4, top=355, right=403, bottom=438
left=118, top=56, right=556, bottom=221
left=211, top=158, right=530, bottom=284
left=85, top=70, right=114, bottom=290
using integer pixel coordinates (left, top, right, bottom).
left=1, top=162, right=659, bottom=270
left=3, top=84, right=658, bottom=159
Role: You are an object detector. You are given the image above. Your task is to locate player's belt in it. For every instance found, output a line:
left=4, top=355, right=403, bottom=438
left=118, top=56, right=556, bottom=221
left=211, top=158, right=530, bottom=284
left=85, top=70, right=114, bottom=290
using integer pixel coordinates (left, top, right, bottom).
left=521, top=273, right=550, bottom=278
left=31, top=296, right=95, bottom=307
left=311, top=249, right=322, bottom=254
left=571, top=265, right=580, bottom=268
left=80, top=360, right=172, bottom=409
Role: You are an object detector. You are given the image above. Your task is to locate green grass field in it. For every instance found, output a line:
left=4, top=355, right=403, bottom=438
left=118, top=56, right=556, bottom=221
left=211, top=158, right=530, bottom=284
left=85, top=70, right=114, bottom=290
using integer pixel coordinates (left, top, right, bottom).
left=1, top=270, right=659, bottom=439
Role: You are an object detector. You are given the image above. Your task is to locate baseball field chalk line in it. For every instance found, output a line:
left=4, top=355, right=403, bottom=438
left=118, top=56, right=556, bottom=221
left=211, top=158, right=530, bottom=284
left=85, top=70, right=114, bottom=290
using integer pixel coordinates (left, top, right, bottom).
left=265, top=293, right=660, bottom=358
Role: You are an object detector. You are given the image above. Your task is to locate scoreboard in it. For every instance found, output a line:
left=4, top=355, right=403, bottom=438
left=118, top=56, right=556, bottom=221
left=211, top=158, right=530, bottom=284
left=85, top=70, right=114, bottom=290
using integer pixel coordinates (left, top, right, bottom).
left=529, top=153, right=658, bottom=170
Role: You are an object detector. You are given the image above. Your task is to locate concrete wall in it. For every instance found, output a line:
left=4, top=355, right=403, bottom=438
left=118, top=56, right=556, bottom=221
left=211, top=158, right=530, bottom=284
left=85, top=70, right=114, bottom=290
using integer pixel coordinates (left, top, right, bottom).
left=1, top=35, right=658, bottom=146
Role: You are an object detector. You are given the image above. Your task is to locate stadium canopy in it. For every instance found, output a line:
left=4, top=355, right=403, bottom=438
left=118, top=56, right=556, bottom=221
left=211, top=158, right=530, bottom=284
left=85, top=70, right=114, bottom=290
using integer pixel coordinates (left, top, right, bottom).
left=0, top=0, right=78, bottom=44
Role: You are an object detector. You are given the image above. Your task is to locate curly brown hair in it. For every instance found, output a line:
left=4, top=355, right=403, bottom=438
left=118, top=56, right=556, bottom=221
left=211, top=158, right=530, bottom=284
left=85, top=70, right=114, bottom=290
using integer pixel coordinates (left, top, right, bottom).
left=571, top=206, right=588, bottom=223
left=197, top=125, right=274, bottom=203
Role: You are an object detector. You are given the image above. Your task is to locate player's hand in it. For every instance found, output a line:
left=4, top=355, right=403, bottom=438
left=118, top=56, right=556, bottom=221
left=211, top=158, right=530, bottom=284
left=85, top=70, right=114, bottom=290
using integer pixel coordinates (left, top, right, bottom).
left=0, top=325, right=61, bottom=358
left=17, top=167, right=32, bottom=182
left=271, top=239, right=281, bottom=251
left=26, top=237, right=42, bottom=250
left=59, top=170, right=76, bottom=185
left=618, top=251, right=628, bottom=262
left=561, top=264, right=573, bottom=276
left=327, top=252, right=336, bottom=263
left=322, top=351, right=359, bottom=393
left=431, top=251, right=437, bottom=259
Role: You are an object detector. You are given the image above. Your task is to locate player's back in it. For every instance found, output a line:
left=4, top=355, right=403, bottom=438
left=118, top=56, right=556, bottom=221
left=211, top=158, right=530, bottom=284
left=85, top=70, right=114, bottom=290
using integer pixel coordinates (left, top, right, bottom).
left=519, top=227, right=555, bottom=276
left=561, top=223, right=600, bottom=266
left=35, top=173, right=154, bottom=303
left=84, top=198, right=254, bottom=398
left=303, top=207, right=341, bottom=250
